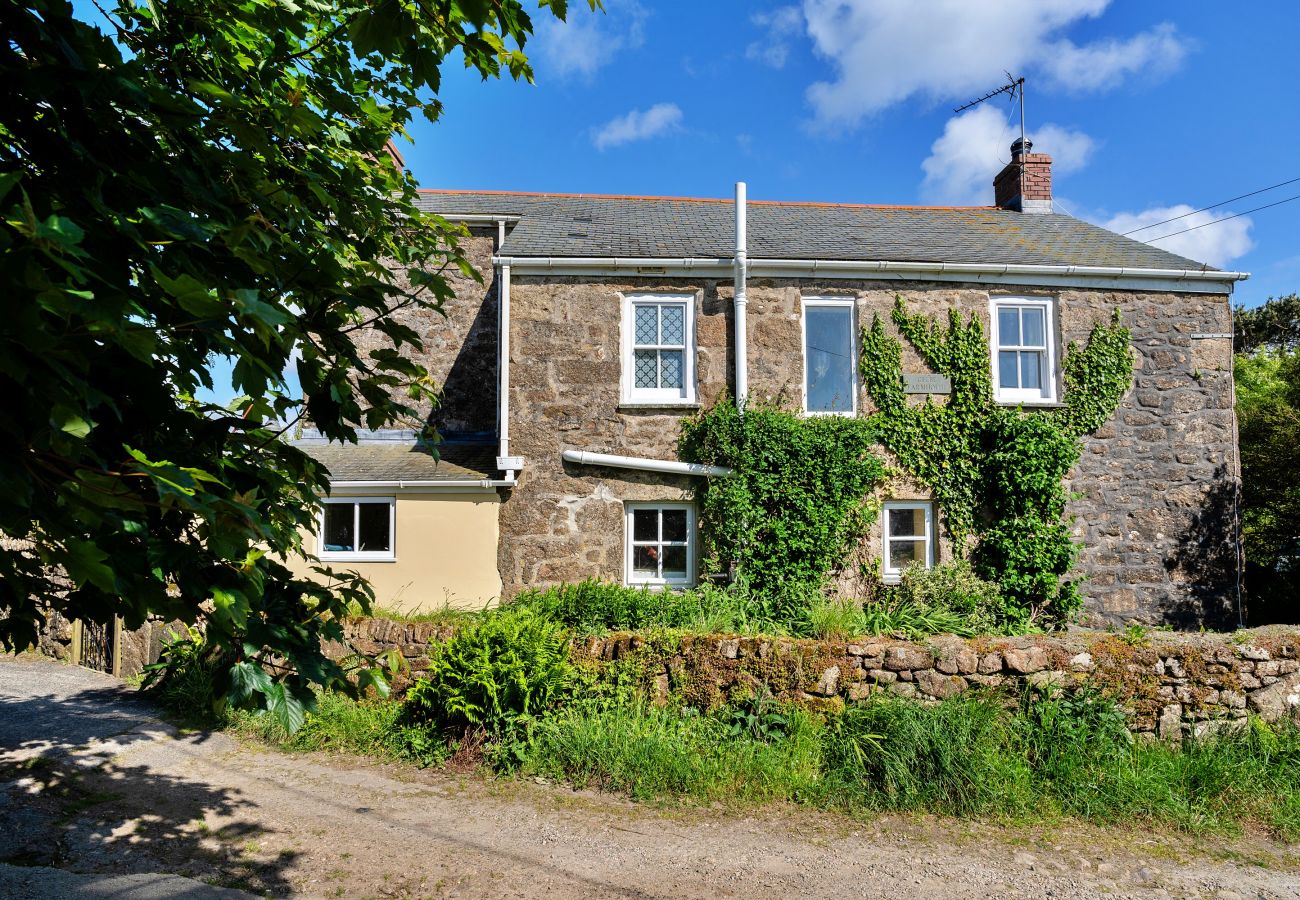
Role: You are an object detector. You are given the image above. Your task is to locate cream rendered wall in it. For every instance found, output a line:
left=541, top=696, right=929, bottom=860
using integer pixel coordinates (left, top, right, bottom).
left=289, top=491, right=503, bottom=615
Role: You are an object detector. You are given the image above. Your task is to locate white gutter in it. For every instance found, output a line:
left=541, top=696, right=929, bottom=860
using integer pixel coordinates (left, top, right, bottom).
left=329, top=479, right=512, bottom=492
left=734, top=182, right=749, bottom=407
left=491, top=255, right=1248, bottom=293
left=562, top=449, right=733, bottom=478
left=440, top=214, right=521, bottom=226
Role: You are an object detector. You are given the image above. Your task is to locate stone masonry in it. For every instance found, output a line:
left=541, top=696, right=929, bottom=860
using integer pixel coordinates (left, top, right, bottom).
left=487, top=274, right=1239, bottom=626
left=332, top=616, right=1300, bottom=741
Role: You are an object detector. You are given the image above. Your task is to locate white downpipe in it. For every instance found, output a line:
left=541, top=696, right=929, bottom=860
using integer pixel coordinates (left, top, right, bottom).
left=561, top=449, right=733, bottom=478
left=734, top=182, right=749, bottom=408
left=496, top=262, right=516, bottom=482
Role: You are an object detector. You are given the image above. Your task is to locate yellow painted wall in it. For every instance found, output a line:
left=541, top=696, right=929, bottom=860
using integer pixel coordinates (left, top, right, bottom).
left=288, top=491, right=502, bottom=614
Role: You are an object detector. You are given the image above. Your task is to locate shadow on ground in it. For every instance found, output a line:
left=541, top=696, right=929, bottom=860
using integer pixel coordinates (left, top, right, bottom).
left=0, top=674, right=296, bottom=895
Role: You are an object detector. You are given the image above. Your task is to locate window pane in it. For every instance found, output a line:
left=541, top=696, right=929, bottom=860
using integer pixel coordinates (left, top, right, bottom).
left=659, top=350, right=683, bottom=389
left=357, top=502, right=390, bottom=552
left=632, top=545, right=659, bottom=577
left=323, top=504, right=354, bottom=552
left=998, top=307, right=1020, bottom=346
left=662, top=509, right=687, bottom=542
left=660, top=305, right=685, bottom=346
left=632, top=509, right=658, bottom=542
left=806, top=306, right=854, bottom=413
left=662, top=545, right=687, bottom=577
left=1021, top=307, right=1045, bottom=347
left=888, top=507, right=925, bottom=537
left=634, top=350, right=657, bottom=388
left=634, top=304, right=657, bottom=344
left=889, top=540, right=925, bottom=570
left=998, top=350, right=1019, bottom=389
left=1020, top=351, right=1042, bottom=392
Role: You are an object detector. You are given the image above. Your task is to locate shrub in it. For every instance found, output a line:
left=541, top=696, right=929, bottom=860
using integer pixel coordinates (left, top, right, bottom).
left=893, top=560, right=1008, bottom=634
left=400, top=607, right=573, bottom=738
left=141, top=625, right=225, bottom=723
left=507, top=578, right=773, bottom=635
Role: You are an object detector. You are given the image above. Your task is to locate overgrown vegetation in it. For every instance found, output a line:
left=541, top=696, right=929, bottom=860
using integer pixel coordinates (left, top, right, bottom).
left=508, top=578, right=774, bottom=635
left=1233, top=297, right=1300, bottom=619
left=860, top=299, right=1133, bottom=629
left=679, top=402, right=886, bottom=622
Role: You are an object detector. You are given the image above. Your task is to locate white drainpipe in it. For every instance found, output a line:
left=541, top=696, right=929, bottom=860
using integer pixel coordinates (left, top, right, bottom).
left=561, top=449, right=733, bottom=478
left=494, top=217, right=521, bottom=483
left=733, top=182, right=749, bottom=408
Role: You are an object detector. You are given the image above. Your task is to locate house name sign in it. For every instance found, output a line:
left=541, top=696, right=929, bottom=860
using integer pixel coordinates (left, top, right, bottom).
left=903, top=374, right=952, bottom=394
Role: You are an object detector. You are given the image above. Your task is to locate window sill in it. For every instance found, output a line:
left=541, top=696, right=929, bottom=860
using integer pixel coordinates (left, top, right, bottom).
left=319, top=555, right=397, bottom=564
left=994, top=399, right=1067, bottom=409
left=617, top=402, right=701, bottom=413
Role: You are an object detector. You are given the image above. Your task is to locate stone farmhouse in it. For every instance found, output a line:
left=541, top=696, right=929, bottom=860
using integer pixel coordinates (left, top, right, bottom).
left=287, top=143, right=1248, bottom=626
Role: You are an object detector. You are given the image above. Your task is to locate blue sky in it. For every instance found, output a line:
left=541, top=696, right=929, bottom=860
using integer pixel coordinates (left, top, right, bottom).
left=408, top=0, right=1299, bottom=310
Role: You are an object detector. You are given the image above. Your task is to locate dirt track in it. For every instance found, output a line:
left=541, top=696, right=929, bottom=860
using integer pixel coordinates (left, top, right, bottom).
left=2, top=654, right=1298, bottom=898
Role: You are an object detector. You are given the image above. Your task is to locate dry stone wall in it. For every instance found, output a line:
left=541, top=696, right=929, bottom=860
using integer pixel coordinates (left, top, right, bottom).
left=495, top=275, right=1239, bottom=626
left=331, top=617, right=1300, bottom=739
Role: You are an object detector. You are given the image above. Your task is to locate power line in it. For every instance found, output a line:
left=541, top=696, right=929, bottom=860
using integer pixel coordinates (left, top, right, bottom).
left=1143, top=191, right=1300, bottom=244
left=1122, top=175, right=1300, bottom=235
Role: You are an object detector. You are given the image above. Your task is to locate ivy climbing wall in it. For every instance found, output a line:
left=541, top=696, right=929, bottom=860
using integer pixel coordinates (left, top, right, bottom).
left=492, top=276, right=1237, bottom=626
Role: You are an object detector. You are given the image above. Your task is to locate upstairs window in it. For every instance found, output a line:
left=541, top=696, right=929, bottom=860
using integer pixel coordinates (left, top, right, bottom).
left=625, top=503, right=695, bottom=587
left=623, top=294, right=695, bottom=404
left=319, top=498, right=395, bottom=562
left=882, top=501, right=934, bottom=583
left=992, top=298, right=1057, bottom=403
left=803, top=298, right=857, bottom=415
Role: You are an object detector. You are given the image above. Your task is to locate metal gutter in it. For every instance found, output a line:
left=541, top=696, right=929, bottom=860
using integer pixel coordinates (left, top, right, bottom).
left=491, top=255, right=1249, bottom=292
left=328, top=479, right=512, bottom=492
left=561, top=449, right=733, bottom=478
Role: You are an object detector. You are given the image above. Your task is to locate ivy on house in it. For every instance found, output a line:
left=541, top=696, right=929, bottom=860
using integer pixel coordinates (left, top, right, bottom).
left=860, top=298, right=1133, bottom=628
left=679, top=401, right=886, bottom=621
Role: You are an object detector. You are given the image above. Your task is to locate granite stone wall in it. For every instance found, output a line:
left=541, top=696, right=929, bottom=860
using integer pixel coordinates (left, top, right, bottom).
left=496, top=276, right=1240, bottom=626
left=330, top=617, right=1300, bottom=740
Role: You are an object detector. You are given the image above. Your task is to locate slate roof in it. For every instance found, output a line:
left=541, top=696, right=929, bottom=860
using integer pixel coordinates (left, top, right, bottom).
left=292, top=433, right=495, bottom=482
left=414, top=190, right=1220, bottom=272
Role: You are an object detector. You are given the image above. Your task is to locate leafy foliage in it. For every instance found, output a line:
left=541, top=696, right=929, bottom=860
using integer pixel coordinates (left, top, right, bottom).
left=679, top=401, right=886, bottom=620
left=1235, top=345, right=1300, bottom=613
left=508, top=577, right=770, bottom=635
left=888, top=560, right=1007, bottom=635
left=0, top=0, right=583, bottom=729
left=1235, top=293, right=1300, bottom=354
left=860, top=298, right=1132, bottom=627
left=400, top=608, right=574, bottom=739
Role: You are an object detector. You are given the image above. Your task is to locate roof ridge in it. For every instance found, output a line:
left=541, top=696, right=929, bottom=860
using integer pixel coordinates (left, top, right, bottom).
left=416, top=188, right=994, bottom=211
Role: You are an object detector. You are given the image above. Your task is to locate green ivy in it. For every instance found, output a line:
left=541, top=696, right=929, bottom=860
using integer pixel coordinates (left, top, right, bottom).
left=679, top=401, right=886, bottom=621
left=861, top=297, right=1133, bottom=628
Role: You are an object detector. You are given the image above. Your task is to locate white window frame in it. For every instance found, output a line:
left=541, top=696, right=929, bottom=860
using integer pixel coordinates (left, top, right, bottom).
left=881, top=501, right=934, bottom=584
left=624, top=502, right=696, bottom=588
left=318, top=497, right=396, bottom=562
left=621, top=293, right=696, bottom=404
left=801, top=296, right=859, bottom=416
left=990, top=297, right=1058, bottom=405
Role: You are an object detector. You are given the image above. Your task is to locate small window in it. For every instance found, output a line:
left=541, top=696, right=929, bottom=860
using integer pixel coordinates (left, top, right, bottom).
left=625, top=503, right=695, bottom=587
left=992, top=298, right=1057, bottom=403
left=803, top=298, right=857, bottom=415
left=319, top=498, right=395, bottom=561
left=882, top=502, right=933, bottom=583
left=623, top=294, right=695, bottom=403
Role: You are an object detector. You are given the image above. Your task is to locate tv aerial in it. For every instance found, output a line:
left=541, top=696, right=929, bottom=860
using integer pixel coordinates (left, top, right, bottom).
left=955, top=73, right=1027, bottom=159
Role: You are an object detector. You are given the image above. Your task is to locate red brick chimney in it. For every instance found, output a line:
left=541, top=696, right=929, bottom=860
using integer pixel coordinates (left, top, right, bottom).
left=994, top=138, right=1052, bottom=213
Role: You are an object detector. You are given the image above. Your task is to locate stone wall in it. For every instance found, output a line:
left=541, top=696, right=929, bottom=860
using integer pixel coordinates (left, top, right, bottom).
left=498, top=275, right=1240, bottom=626
left=329, top=617, right=1300, bottom=740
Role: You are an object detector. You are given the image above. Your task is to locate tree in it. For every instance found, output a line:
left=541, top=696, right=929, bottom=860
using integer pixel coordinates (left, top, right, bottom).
left=0, top=0, right=586, bottom=727
left=1235, top=293, right=1300, bottom=354
left=1234, top=295, right=1300, bottom=619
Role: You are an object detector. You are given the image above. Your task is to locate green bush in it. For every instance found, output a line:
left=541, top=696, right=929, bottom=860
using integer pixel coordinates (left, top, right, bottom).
left=858, top=597, right=971, bottom=638
left=400, top=607, right=573, bottom=738
left=507, top=578, right=774, bottom=635
left=892, top=560, right=1009, bottom=635
left=141, top=626, right=226, bottom=723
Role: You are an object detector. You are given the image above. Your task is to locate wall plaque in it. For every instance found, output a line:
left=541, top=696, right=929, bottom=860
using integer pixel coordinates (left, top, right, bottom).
left=903, top=374, right=952, bottom=394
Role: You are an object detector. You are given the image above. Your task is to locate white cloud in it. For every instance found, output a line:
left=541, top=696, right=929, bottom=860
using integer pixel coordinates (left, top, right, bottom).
left=920, top=105, right=1095, bottom=205
left=799, top=0, right=1189, bottom=128
left=532, top=0, right=647, bottom=80
left=746, top=6, right=804, bottom=69
left=1102, top=206, right=1254, bottom=268
left=592, top=103, right=684, bottom=150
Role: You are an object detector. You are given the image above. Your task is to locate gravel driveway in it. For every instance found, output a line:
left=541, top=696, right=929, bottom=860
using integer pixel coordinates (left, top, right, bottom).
left=1, top=654, right=1297, bottom=898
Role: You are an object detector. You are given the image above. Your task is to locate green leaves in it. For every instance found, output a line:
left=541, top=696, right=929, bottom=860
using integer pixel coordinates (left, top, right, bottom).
left=0, top=0, right=573, bottom=730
